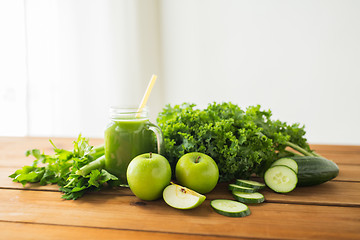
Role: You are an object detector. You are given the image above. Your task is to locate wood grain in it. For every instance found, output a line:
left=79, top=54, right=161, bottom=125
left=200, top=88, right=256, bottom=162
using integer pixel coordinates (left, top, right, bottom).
left=1, top=137, right=359, bottom=168
left=335, top=164, right=360, bottom=182
left=262, top=181, right=360, bottom=207
left=310, top=144, right=360, bottom=153
left=0, top=137, right=104, bottom=167
left=0, top=189, right=359, bottom=240
left=2, top=167, right=360, bottom=207
left=1, top=137, right=360, bottom=240
left=0, top=221, right=249, bottom=240
left=319, top=152, right=360, bottom=165
left=209, top=181, right=360, bottom=207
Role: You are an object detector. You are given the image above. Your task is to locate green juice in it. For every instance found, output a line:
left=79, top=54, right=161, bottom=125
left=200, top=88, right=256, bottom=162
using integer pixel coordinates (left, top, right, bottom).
left=104, top=119, right=156, bottom=184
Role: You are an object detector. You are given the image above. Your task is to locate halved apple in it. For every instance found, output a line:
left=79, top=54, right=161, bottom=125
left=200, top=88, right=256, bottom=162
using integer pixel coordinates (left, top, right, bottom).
left=163, top=183, right=206, bottom=209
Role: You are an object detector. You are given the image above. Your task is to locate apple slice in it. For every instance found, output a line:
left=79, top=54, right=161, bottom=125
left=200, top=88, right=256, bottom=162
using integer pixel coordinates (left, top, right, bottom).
left=163, top=183, right=206, bottom=209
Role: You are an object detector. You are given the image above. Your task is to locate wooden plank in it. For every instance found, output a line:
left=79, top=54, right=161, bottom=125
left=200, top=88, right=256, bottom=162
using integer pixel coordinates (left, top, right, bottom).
left=318, top=152, right=360, bottom=165
left=4, top=151, right=358, bottom=168
left=0, top=137, right=104, bottom=168
left=1, top=138, right=359, bottom=153
left=0, top=137, right=104, bottom=149
left=309, top=144, right=360, bottom=165
left=2, top=166, right=360, bottom=207
left=7, top=163, right=360, bottom=188
left=2, top=138, right=359, bottom=154
left=210, top=181, right=360, bottom=207
left=3, top=161, right=360, bottom=186
left=0, top=189, right=359, bottom=240
left=2, top=163, right=358, bottom=191
left=336, top=164, right=360, bottom=182
left=262, top=181, right=360, bottom=207
left=0, top=221, right=248, bottom=240
left=311, top=144, right=360, bottom=153
left=0, top=137, right=359, bottom=168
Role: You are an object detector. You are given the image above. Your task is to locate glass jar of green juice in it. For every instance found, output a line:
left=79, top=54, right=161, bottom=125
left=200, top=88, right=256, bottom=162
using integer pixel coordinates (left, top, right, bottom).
left=104, top=106, right=163, bottom=184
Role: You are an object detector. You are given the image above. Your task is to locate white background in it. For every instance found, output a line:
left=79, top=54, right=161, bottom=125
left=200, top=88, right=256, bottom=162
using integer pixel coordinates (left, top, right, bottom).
left=1, top=0, right=359, bottom=145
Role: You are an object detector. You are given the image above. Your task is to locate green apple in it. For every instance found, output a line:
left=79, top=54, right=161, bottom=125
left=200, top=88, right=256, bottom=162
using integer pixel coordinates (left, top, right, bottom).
left=175, top=152, right=219, bottom=194
left=163, top=183, right=206, bottom=209
left=127, top=153, right=171, bottom=201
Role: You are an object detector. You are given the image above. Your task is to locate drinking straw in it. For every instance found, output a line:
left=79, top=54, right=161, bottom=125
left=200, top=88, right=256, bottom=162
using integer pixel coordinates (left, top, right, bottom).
left=137, top=74, right=157, bottom=117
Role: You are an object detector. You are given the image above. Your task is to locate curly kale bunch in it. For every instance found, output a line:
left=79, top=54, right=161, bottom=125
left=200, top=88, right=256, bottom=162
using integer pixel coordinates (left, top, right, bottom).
left=157, top=102, right=317, bottom=182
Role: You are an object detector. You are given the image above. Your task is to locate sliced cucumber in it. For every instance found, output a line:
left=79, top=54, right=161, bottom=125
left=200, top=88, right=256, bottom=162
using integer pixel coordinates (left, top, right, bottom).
left=235, top=179, right=266, bottom=190
left=271, top=158, right=298, bottom=173
left=228, top=184, right=257, bottom=193
left=264, top=165, right=298, bottom=193
left=232, top=191, right=265, bottom=204
left=210, top=199, right=251, bottom=217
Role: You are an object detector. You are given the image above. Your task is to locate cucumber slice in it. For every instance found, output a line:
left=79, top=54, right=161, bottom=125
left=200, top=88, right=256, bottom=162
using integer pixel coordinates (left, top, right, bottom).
left=264, top=165, right=298, bottom=193
left=235, top=179, right=266, bottom=190
left=232, top=191, right=265, bottom=204
left=271, top=158, right=298, bottom=173
left=210, top=199, right=251, bottom=217
left=228, top=184, right=257, bottom=193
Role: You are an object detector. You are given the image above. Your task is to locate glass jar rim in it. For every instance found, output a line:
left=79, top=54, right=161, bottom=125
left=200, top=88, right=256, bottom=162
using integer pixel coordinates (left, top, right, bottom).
left=109, top=106, right=149, bottom=120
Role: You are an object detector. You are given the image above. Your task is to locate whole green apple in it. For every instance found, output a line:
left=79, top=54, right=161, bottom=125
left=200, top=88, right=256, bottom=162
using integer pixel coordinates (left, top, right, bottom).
left=127, top=153, right=171, bottom=201
left=175, top=152, right=219, bottom=194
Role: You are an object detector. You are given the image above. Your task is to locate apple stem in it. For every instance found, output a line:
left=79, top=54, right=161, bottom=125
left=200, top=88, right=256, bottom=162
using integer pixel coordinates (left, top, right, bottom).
left=195, top=156, right=201, bottom=163
left=150, top=152, right=152, bottom=158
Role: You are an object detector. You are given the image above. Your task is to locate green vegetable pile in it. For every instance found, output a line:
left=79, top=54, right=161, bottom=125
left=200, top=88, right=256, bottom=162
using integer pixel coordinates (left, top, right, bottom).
left=9, top=135, right=118, bottom=200
left=157, top=102, right=319, bottom=182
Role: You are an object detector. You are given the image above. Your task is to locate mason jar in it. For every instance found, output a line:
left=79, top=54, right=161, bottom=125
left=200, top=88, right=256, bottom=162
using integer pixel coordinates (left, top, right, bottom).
left=104, top=106, right=163, bottom=184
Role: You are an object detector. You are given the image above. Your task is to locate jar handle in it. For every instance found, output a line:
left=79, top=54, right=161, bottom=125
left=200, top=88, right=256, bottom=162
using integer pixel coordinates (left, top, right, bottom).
left=148, top=122, right=164, bottom=155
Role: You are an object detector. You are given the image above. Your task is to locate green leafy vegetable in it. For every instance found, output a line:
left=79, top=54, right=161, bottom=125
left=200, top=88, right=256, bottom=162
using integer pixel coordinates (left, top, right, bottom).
left=9, top=134, right=118, bottom=200
left=157, top=102, right=318, bottom=182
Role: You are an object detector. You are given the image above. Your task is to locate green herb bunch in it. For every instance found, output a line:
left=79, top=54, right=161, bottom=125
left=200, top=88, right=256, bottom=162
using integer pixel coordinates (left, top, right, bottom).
left=9, top=135, right=118, bottom=200
left=157, top=102, right=317, bottom=182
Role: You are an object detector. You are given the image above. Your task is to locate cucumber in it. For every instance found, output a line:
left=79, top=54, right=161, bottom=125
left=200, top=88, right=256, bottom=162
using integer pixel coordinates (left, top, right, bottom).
left=291, top=156, right=339, bottom=186
left=228, top=184, right=257, bottom=193
left=232, top=191, right=265, bottom=204
left=264, top=165, right=298, bottom=193
left=235, top=179, right=266, bottom=190
left=210, top=199, right=251, bottom=217
left=271, top=158, right=298, bottom=173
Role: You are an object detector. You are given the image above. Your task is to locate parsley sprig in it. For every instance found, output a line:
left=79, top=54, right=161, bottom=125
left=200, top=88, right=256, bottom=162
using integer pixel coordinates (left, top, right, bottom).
left=9, top=135, right=118, bottom=200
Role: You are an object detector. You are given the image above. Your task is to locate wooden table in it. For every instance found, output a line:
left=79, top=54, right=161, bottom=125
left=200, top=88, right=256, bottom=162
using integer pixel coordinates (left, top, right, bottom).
left=0, top=137, right=359, bottom=240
